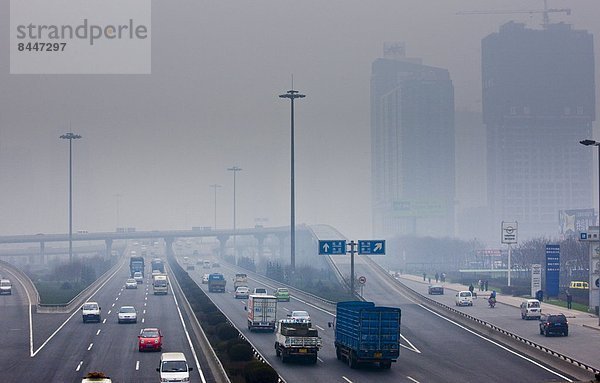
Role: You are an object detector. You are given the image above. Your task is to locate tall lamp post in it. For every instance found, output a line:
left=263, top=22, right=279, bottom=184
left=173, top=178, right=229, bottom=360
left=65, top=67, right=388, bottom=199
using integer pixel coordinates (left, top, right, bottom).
left=60, top=132, right=82, bottom=263
left=227, top=166, right=242, bottom=262
left=279, top=88, right=305, bottom=270
left=209, top=184, right=222, bottom=229
left=579, top=139, right=600, bottom=325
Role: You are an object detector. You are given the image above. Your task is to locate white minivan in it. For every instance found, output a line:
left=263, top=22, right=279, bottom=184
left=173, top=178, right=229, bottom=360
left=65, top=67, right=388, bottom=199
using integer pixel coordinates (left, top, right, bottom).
left=157, top=352, right=193, bottom=382
left=520, top=299, right=541, bottom=320
left=455, top=291, right=473, bottom=306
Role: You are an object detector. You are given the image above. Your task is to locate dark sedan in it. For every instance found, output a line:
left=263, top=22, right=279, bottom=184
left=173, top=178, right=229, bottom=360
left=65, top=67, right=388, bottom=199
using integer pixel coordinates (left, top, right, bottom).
left=428, top=285, right=444, bottom=295
left=539, top=314, right=568, bottom=336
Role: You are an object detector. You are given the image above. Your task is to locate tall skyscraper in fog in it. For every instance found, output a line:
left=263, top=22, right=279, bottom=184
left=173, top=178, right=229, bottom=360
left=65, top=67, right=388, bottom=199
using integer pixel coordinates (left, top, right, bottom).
left=371, top=43, right=455, bottom=238
left=483, top=22, right=595, bottom=240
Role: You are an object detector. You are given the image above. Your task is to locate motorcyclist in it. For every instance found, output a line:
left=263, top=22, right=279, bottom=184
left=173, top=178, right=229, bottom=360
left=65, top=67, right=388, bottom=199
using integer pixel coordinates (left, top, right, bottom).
left=488, top=290, right=497, bottom=307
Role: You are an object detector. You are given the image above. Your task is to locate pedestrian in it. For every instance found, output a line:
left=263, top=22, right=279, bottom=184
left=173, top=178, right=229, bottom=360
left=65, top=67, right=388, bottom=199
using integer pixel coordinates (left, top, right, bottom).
left=441, top=272, right=446, bottom=283
left=566, top=289, right=573, bottom=310
left=423, top=272, right=426, bottom=281
left=428, top=277, right=431, bottom=284
left=435, top=272, right=439, bottom=283
left=478, top=279, right=483, bottom=291
left=484, top=280, right=489, bottom=291
left=469, top=283, right=474, bottom=294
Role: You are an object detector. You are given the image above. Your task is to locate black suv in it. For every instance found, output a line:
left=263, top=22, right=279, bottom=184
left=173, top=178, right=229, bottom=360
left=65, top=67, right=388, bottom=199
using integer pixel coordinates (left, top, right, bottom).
left=539, top=314, right=568, bottom=337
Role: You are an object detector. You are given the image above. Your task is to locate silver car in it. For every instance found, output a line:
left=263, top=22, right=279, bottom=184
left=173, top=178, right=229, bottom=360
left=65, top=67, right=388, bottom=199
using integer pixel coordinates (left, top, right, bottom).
left=117, top=306, right=137, bottom=324
left=125, top=278, right=138, bottom=289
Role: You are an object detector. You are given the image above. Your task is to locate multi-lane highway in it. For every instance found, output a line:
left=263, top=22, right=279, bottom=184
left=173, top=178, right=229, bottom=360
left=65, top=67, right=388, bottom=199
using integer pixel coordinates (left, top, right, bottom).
left=0, top=246, right=214, bottom=383
left=179, top=253, right=578, bottom=383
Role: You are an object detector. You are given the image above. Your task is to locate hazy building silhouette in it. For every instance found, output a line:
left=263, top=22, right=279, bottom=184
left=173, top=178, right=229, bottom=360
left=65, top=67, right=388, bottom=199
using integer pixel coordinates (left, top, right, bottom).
left=371, top=43, right=455, bottom=238
left=483, top=22, right=595, bottom=241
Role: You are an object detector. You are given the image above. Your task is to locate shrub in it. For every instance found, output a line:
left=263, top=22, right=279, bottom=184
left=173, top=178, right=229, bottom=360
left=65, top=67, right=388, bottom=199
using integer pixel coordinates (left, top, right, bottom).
left=216, top=323, right=239, bottom=341
left=243, top=361, right=279, bottom=383
left=60, top=281, right=73, bottom=290
left=228, top=343, right=254, bottom=361
left=206, top=311, right=225, bottom=325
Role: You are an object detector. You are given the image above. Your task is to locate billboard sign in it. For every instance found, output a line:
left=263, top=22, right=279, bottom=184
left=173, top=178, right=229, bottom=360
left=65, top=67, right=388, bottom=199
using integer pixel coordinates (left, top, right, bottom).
left=501, top=221, right=518, bottom=244
left=531, top=264, right=542, bottom=297
left=545, top=245, right=560, bottom=297
left=559, top=209, right=596, bottom=237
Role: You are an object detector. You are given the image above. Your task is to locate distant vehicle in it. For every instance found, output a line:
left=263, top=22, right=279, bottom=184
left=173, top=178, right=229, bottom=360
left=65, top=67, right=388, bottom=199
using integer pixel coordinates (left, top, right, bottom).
left=183, top=257, right=189, bottom=264
left=0, top=279, right=12, bottom=295
left=117, top=306, right=137, bottom=324
left=569, top=281, right=589, bottom=289
left=203, top=260, right=211, bottom=269
left=331, top=301, right=400, bottom=369
left=274, top=288, right=290, bottom=302
left=153, top=275, right=169, bottom=295
left=202, top=274, right=209, bottom=284
left=157, top=352, right=193, bottom=382
left=520, top=299, right=541, bottom=320
left=81, top=372, right=112, bottom=383
left=77, top=230, right=89, bottom=234
left=246, top=294, right=277, bottom=331
left=129, top=256, right=145, bottom=277
left=253, top=287, right=267, bottom=295
left=186, top=264, right=195, bottom=271
left=208, top=273, right=226, bottom=292
left=539, top=314, right=568, bottom=336
left=275, top=318, right=321, bottom=364
left=133, top=272, right=144, bottom=284
left=455, top=291, right=473, bottom=306
left=152, top=269, right=161, bottom=277
left=151, top=258, right=165, bottom=274
left=233, top=273, right=248, bottom=290
left=428, top=285, right=444, bottom=295
left=289, top=310, right=310, bottom=323
left=212, top=262, right=220, bottom=268
left=138, top=327, right=163, bottom=352
left=82, top=302, right=101, bottom=323
left=125, top=279, right=137, bottom=289
left=235, top=286, right=249, bottom=299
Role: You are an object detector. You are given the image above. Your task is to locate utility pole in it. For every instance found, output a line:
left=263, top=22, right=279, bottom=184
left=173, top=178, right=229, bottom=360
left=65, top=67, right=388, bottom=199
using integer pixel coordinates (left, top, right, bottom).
left=209, top=184, right=222, bottom=230
left=227, top=166, right=242, bottom=262
left=60, top=132, right=82, bottom=263
left=279, top=88, right=305, bottom=270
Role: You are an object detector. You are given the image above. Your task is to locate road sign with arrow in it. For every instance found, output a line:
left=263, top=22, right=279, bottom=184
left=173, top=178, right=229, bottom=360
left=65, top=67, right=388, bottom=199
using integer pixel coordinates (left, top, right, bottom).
left=318, top=240, right=346, bottom=255
left=358, top=240, right=386, bottom=255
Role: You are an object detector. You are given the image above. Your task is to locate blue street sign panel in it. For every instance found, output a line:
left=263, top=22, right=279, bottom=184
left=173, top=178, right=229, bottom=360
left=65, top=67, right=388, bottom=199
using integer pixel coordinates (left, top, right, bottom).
left=358, top=240, right=386, bottom=255
left=581, top=232, right=588, bottom=240
left=318, top=240, right=346, bottom=255
left=545, top=244, right=560, bottom=298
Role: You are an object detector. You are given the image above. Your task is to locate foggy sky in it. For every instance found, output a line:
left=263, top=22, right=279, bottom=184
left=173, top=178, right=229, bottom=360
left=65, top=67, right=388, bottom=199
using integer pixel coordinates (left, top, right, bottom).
left=1, top=0, right=599, bottom=241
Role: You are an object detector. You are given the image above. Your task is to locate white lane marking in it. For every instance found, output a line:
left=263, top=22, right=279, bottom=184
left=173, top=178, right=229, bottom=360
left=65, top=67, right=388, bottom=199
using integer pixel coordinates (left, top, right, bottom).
left=145, top=292, right=148, bottom=295
left=169, top=275, right=207, bottom=383
left=32, top=261, right=125, bottom=357
left=315, top=325, right=325, bottom=331
left=135, top=361, right=140, bottom=371
left=96, top=329, right=101, bottom=336
left=87, top=343, right=93, bottom=351
left=115, top=297, right=119, bottom=301
left=342, top=377, right=353, bottom=383
left=3, top=268, right=34, bottom=357
left=143, top=310, right=146, bottom=314
left=418, top=304, right=573, bottom=382
left=400, top=334, right=421, bottom=354
left=75, top=361, right=83, bottom=372
left=317, top=356, right=324, bottom=363
left=282, top=307, right=289, bottom=312
left=142, top=318, right=145, bottom=323
left=118, top=292, right=121, bottom=296
left=112, top=303, right=115, bottom=307
left=145, top=297, right=148, bottom=301
left=144, top=302, right=147, bottom=307
left=107, top=310, right=112, bottom=315
left=102, top=319, right=107, bottom=324
left=407, top=377, right=420, bottom=383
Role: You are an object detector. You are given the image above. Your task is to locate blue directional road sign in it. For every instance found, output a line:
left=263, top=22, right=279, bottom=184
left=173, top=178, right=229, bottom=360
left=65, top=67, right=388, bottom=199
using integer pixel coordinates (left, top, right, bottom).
left=318, top=240, right=347, bottom=255
left=358, top=240, right=386, bottom=255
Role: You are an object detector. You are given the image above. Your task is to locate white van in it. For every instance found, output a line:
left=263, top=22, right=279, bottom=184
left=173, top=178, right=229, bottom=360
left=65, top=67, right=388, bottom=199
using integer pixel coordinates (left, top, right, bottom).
left=157, top=352, right=193, bottom=382
left=455, top=291, right=473, bottom=306
left=520, top=299, right=541, bottom=320
left=82, top=301, right=101, bottom=323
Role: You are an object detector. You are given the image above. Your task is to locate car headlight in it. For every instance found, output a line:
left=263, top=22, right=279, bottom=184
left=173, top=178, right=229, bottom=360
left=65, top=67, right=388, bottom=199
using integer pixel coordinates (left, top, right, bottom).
left=140, top=339, right=144, bottom=343
left=160, top=378, right=169, bottom=382
left=155, top=339, right=159, bottom=343
left=182, top=377, right=190, bottom=382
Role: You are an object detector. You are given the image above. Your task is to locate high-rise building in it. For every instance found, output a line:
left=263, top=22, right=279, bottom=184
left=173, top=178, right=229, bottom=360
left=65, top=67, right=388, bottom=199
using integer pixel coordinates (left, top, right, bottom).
left=371, top=43, right=455, bottom=238
left=483, top=22, right=595, bottom=241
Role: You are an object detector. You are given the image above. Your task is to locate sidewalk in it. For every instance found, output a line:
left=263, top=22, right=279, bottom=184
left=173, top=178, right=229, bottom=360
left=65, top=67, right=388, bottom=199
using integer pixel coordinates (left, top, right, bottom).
left=397, top=273, right=600, bottom=331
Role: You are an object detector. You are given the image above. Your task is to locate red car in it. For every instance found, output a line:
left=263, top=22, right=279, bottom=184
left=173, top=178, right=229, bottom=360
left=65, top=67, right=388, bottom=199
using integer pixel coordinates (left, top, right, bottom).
left=138, top=327, right=163, bottom=352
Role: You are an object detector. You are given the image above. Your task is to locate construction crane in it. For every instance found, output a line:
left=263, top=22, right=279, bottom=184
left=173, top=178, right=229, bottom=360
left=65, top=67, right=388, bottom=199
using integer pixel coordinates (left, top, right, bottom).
left=457, top=0, right=571, bottom=29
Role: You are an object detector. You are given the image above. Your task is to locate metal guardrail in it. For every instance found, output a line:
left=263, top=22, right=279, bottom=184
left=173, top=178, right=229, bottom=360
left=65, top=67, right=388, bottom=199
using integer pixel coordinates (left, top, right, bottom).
left=363, top=255, right=600, bottom=376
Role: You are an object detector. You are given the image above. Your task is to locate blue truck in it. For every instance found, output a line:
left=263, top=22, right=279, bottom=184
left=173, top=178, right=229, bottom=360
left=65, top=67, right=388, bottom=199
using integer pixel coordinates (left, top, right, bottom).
left=332, top=301, right=401, bottom=369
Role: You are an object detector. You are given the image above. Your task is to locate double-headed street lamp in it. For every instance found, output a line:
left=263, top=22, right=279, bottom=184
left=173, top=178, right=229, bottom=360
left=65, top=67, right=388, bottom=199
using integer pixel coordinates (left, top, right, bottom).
left=227, top=166, right=242, bottom=262
left=60, top=132, right=82, bottom=263
left=579, top=139, right=600, bottom=325
left=279, top=88, right=305, bottom=270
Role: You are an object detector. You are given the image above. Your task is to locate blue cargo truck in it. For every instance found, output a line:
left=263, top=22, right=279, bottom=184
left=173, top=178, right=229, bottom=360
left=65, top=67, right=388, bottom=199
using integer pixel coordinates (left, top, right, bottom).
left=332, top=301, right=401, bottom=369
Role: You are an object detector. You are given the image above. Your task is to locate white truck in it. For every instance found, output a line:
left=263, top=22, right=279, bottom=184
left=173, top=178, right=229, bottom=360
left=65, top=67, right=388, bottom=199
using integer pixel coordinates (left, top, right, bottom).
left=274, top=319, right=321, bottom=364
left=152, top=274, right=169, bottom=295
left=246, top=295, right=277, bottom=332
left=233, top=273, right=248, bottom=290
left=82, top=301, right=101, bottom=323
left=0, top=279, right=12, bottom=295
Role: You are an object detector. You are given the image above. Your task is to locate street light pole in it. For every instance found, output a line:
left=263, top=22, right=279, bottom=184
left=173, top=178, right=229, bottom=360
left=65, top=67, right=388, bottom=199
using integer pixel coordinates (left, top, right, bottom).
left=279, top=88, right=305, bottom=270
left=579, top=139, right=600, bottom=325
left=60, top=132, right=82, bottom=263
left=114, top=193, right=122, bottom=229
left=227, top=167, right=242, bottom=262
left=209, top=184, right=222, bottom=230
